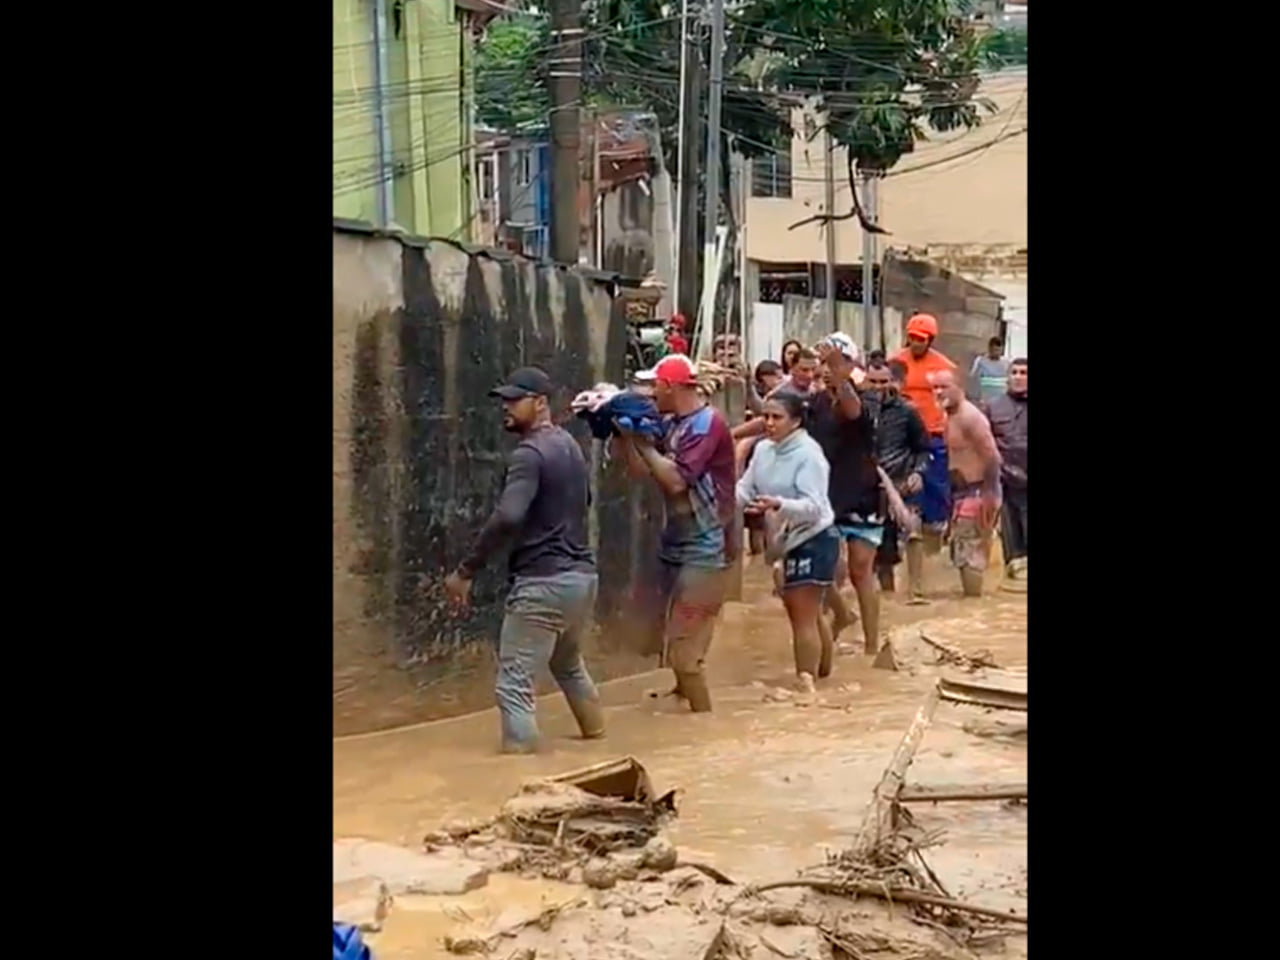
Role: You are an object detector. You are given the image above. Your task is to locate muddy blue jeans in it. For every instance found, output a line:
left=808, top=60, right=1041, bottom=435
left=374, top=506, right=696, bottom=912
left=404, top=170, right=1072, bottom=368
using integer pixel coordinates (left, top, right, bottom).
left=496, top=570, right=600, bottom=748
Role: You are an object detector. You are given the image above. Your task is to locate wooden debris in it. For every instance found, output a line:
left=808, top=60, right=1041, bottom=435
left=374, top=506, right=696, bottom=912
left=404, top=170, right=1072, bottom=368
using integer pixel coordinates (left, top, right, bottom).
left=899, top=782, right=1028, bottom=803
left=918, top=629, right=999, bottom=672
left=851, top=684, right=941, bottom=855
left=746, top=878, right=1027, bottom=925
left=871, top=640, right=900, bottom=672
left=938, top=671, right=1027, bottom=712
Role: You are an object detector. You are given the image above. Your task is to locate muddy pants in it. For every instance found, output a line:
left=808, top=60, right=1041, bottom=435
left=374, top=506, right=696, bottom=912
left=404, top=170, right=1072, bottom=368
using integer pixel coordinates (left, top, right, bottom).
left=949, top=487, right=991, bottom=572
left=1000, top=486, right=1027, bottom=562
left=656, top=562, right=728, bottom=676
left=495, top=570, right=600, bottom=748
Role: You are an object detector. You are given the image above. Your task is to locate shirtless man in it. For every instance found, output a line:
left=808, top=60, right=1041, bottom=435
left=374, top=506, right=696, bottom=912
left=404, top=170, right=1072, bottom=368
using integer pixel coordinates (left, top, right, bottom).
left=932, top=370, right=1002, bottom=597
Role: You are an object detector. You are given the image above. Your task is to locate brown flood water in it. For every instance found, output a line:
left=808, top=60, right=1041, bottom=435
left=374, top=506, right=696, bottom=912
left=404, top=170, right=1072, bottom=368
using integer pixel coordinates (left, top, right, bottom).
left=334, top=556, right=1028, bottom=958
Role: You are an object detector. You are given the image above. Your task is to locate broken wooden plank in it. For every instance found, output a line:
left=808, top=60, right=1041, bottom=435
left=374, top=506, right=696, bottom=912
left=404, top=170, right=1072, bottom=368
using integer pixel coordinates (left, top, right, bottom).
left=899, top=782, right=1027, bottom=803
left=938, top=672, right=1027, bottom=712
left=851, top=683, right=941, bottom=854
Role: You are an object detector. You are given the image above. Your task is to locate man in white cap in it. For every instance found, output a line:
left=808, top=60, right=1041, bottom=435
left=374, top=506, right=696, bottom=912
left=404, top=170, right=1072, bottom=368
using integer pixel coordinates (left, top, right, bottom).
left=808, top=334, right=885, bottom=655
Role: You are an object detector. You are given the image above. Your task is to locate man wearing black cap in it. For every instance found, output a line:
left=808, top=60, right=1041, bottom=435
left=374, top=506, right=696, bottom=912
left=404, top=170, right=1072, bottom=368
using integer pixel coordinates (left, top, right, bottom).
left=444, top=366, right=604, bottom=753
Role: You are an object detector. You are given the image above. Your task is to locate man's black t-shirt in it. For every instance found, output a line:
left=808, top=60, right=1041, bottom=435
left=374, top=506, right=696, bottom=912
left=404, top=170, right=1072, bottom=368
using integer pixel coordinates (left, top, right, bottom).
left=808, top=391, right=882, bottom=524
left=458, top=425, right=595, bottom=582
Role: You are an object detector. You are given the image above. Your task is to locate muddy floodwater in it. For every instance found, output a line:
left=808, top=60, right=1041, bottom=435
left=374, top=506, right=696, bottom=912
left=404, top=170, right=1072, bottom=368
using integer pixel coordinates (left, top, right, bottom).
left=334, top=556, right=1028, bottom=959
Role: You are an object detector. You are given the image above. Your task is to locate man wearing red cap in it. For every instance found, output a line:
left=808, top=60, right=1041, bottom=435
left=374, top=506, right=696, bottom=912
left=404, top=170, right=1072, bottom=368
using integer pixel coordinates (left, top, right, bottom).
left=616, top=354, right=737, bottom=713
left=894, top=314, right=957, bottom=543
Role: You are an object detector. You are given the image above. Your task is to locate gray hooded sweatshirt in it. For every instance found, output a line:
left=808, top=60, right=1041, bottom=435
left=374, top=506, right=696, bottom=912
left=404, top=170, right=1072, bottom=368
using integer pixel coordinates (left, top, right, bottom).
left=735, top=428, right=835, bottom=554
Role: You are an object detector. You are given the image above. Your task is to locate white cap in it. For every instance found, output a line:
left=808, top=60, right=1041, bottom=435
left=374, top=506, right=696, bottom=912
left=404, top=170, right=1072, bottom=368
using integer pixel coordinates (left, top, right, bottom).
left=822, top=332, right=861, bottom=364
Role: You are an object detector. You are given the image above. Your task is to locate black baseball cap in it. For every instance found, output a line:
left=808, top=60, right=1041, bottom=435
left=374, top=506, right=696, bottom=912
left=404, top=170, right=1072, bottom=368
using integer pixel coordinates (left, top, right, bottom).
left=489, top=366, right=554, bottom=400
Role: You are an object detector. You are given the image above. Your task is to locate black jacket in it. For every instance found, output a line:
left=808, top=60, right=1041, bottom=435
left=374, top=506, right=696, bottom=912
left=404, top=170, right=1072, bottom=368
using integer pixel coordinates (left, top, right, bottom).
left=868, top=393, right=930, bottom=485
left=985, top=392, right=1028, bottom=489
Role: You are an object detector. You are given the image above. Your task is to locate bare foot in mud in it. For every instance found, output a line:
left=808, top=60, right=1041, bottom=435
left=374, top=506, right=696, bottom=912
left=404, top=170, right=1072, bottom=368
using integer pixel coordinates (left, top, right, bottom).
left=794, top=672, right=818, bottom=706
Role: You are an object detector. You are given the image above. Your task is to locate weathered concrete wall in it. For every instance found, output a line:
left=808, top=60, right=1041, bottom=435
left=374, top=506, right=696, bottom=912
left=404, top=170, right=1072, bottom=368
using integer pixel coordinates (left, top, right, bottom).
left=334, top=222, right=658, bottom=736
left=881, top=255, right=1003, bottom=378
left=781, top=296, right=871, bottom=351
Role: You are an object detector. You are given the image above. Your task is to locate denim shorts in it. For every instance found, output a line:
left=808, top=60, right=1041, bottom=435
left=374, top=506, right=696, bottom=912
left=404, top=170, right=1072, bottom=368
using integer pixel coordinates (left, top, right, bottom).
left=782, top=527, right=840, bottom=588
left=836, top=522, right=885, bottom=549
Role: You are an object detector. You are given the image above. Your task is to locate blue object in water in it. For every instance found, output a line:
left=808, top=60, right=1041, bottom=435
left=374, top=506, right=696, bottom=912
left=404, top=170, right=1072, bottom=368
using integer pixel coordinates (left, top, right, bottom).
left=334, top=922, right=371, bottom=960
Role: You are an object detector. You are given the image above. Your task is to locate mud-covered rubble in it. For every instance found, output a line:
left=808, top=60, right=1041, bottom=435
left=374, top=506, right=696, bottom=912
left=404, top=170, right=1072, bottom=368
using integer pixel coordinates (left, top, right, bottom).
left=440, top=868, right=983, bottom=960
left=338, top=762, right=1022, bottom=958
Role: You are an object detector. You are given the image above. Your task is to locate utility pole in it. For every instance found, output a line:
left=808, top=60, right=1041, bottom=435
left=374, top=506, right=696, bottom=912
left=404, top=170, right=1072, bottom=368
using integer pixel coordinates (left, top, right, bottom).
left=549, top=0, right=583, bottom=264
left=698, top=0, right=727, bottom=354
left=861, top=170, right=880, bottom=350
left=824, top=125, right=837, bottom=333
left=733, top=146, right=750, bottom=366
left=371, top=0, right=394, bottom=227
left=676, top=31, right=704, bottom=320
left=672, top=0, right=691, bottom=306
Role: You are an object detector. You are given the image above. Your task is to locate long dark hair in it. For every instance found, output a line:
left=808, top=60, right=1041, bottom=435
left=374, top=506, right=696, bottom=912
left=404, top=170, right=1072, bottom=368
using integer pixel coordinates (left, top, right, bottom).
left=780, top=339, right=803, bottom=373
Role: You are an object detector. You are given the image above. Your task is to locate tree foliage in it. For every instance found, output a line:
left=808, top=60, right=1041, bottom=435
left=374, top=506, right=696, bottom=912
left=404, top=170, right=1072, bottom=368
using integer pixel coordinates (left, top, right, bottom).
left=735, top=0, right=993, bottom=173
left=980, top=24, right=1028, bottom=69
left=475, top=16, right=549, bottom=131
left=476, top=2, right=1002, bottom=177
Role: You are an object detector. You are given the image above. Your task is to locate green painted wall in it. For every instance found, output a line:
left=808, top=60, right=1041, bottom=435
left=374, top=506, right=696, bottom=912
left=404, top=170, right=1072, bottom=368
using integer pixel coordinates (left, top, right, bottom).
left=333, top=0, right=380, bottom=224
left=333, top=0, right=474, bottom=239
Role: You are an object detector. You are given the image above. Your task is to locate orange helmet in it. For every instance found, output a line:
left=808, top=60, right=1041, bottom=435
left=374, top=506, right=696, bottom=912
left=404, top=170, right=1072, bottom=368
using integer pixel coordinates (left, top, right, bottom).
left=905, top=313, right=939, bottom=340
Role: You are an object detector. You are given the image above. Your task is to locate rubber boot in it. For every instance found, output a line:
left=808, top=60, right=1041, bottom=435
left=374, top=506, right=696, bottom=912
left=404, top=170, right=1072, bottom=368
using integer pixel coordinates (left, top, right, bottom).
left=676, top=671, right=713, bottom=713
left=567, top=697, right=606, bottom=740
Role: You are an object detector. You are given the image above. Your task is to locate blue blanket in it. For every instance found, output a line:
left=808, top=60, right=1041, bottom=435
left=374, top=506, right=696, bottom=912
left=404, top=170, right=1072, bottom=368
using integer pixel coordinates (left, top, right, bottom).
left=334, top=923, right=370, bottom=960
left=577, top=390, right=665, bottom=441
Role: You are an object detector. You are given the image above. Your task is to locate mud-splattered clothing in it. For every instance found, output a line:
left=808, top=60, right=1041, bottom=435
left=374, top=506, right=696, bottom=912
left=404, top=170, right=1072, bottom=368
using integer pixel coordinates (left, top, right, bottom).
left=657, top=404, right=738, bottom=568
left=949, top=483, right=992, bottom=572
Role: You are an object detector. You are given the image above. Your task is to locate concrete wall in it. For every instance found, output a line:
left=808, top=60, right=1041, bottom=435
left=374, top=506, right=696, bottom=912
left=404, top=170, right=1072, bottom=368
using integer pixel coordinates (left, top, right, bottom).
left=334, top=222, right=659, bottom=736
left=745, top=71, right=1027, bottom=264
left=781, top=296, right=872, bottom=351
left=881, top=254, right=1004, bottom=380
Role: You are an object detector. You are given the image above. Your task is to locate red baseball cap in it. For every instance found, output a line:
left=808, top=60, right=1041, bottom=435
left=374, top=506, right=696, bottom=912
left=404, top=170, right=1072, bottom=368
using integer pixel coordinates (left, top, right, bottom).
left=636, top=353, right=697, bottom=385
left=906, top=313, right=938, bottom=340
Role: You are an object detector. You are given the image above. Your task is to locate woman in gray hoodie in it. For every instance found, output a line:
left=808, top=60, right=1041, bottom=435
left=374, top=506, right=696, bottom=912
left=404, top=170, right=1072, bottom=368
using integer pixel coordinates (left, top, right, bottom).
left=736, top=390, right=839, bottom=685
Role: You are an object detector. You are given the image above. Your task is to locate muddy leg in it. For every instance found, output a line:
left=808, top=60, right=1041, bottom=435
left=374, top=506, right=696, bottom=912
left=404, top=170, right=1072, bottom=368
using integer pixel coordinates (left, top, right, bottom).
left=826, top=552, right=856, bottom=641
left=846, top=538, right=881, bottom=655
left=781, top=584, right=823, bottom=679
left=551, top=577, right=605, bottom=739
left=665, top=567, right=726, bottom=714
left=495, top=580, right=568, bottom=753
left=905, top=537, right=928, bottom=603
left=816, top=601, right=834, bottom=678
left=878, top=565, right=895, bottom=593
left=949, top=516, right=988, bottom=598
